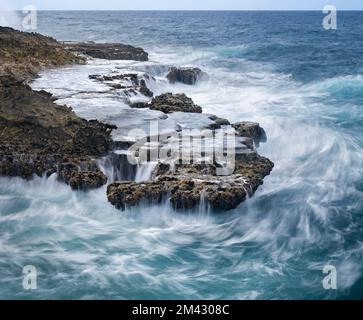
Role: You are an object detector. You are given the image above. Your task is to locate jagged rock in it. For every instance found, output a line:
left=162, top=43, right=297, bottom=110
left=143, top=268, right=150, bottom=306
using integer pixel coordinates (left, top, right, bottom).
left=106, top=111, right=273, bottom=211
left=232, top=121, right=267, bottom=145
left=89, top=73, right=139, bottom=83
left=107, top=124, right=273, bottom=212
left=167, top=67, right=202, bottom=85
left=149, top=93, right=202, bottom=114
left=89, top=73, right=153, bottom=98
left=58, top=161, right=107, bottom=190
left=65, top=42, right=148, bottom=61
left=206, top=115, right=231, bottom=130
left=0, top=77, right=113, bottom=190
left=0, top=27, right=83, bottom=81
left=107, top=181, right=164, bottom=210
left=107, top=155, right=273, bottom=211
left=139, top=79, right=153, bottom=97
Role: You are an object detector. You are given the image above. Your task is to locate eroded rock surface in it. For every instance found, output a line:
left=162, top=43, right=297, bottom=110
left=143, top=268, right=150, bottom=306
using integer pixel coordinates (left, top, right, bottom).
left=206, top=115, right=231, bottom=130
left=232, top=121, right=267, bottom=146
left=0, top=27, right=84, bottom=81
left=167, top=67, right=203, bottom=85
left=65, top=42, right=149, bottom=61
left=0, top=28, right=115, bottom=190
left=89, top=72, right=154, bottom=99
left=1, top=27, right=274, bottom=204
left=107, top=122, right=273, bottom=211
left=0, top=78, right=113, bottom=189
left=107, top=155, right=273, bottom=211
left=150, top=93, right=202, bottom=114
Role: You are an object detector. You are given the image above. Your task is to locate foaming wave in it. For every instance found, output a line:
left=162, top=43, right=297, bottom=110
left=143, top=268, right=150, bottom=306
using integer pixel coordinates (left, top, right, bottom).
left=0, top=6, right=22, bottom=29
left=21, top=44, right=363, bottom=299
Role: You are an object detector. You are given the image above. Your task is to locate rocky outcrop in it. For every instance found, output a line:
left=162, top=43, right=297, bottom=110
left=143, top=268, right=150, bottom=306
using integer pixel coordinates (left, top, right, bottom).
left=0, top=27, right=274, bottom=205
left=0, top=28, right=115, bottom=190
left=167, top=67, right=202, bottom=85
left=0, top=27, right=84, bottom=81
left=232, top=121, right=267, bottom=146
left=206, top=115, right=231, bottom=130
left=106, top=117, right=273, bottom=211
left=107, top=155, right=273, bottom=211
left=65, top=42, right=149, bottom=61
left=89, top=72, right=154, bottom=98
left=58, top=161, right=107, bottom=190
left=0, top=78, right=113, bottom=189
left=149, top=93, right=202, bottom=114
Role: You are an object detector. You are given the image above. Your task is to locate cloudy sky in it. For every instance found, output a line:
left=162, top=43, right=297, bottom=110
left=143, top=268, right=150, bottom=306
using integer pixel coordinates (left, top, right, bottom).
left=2, top=0, right=363, bottom=10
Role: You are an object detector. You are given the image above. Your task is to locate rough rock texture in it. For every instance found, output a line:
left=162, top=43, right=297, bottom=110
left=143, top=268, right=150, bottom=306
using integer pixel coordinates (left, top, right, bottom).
left=0, top=28, right=114, bottom=190
left=0, top=27, right=84, bottom=81
left=150, top=93, right=202, bottom=114
left=0, top=78, right=113, bottom=189
left=232, top=122, right=267, bottom=145
left=58, top=161, right=107, bottom=190
left=206, top=115, right=231, bottom=130
left=89, top=73, right=153, bottom=98
left=107, top=119, right=273, bottom=211
left=107, top=155, right=274, bottom=211
left=65, top=42, right=149, bottom=61
left=167, top=67, right=202, bottom=85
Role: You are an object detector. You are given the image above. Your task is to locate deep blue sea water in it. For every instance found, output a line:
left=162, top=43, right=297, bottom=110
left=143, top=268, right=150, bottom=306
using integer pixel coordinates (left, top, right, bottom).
left=0, top=11, right=363, bottom=299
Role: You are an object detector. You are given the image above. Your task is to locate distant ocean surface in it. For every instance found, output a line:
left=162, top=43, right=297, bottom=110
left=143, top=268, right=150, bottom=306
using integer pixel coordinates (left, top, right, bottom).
left=1, top=11, right=363, bottom=299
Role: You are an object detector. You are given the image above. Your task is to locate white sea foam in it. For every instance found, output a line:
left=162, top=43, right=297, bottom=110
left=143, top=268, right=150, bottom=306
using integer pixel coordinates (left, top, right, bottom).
left=1, top=43, right=362, bottom=299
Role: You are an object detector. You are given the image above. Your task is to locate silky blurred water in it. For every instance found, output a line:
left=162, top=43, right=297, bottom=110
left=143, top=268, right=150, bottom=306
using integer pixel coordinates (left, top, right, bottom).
left=0, top=11, right=363, bottom=299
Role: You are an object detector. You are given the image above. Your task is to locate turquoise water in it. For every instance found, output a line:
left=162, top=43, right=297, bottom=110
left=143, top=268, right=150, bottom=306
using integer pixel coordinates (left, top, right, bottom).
left=0, top=11, right=363, bottom=299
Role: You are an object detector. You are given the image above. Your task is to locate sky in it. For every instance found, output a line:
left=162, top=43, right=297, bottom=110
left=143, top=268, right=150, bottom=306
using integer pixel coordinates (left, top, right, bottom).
left=1, top=0, right=363, bottom=11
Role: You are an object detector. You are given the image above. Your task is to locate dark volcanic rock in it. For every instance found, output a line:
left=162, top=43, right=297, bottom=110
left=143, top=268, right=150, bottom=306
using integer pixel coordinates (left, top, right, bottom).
left=206, top=115, right=231, bottom=130
left=58, top=161, right=107, bottom=190
left=106, top=120, right=273, bottom=212
left=232, top=121, right=267, bottom=145
left=167, top=67, right=202, bottom=85
left=130, top=101, right=150, bottom=109
left=150, top=93, right=202, bottom=114
left=0, top=77, right=113, bottom=190
left=107, top=155, right=273, bottom=211
left=89, top=72, right=154, bottom=98
left=107, top=181, right=164, bottom=210
left=65, top=42, right=148, bottom=61
left=139, top=79, right=153, bottom=97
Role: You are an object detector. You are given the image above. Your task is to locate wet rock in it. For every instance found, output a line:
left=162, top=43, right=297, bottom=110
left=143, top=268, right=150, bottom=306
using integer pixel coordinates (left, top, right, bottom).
left=150, top=93, right=202, bottom=114
left=232, top=121, right=267, bottom=145
left=206, top=115, right=231, bottom=130
left=58, top=161, right=107, bottom=190
left=65, top=42, right=148, bottom=61
left=107, top=128, right=274, bottom=211
left=106, top=111, right=273, bottom=212
left=166, top=67, right=202, bottom=85
left=89, top=72, right=154, bottom=98
left=99, top=152, right=138, bottom=182
left=139, top=79, right=153, bottom=98
left=106, top=111, right=273, bottom=211
left=107, top=154, right=273, bottom=211
left=0, top=77, right=113, bottom=190
left=129, top=101, right=150, bottom=109
left=107, top=181, right=164, bottom=210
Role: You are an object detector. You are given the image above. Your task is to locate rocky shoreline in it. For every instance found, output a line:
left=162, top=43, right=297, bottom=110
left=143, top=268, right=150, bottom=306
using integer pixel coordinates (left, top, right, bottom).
left=0, top=26, right=274, bottom=212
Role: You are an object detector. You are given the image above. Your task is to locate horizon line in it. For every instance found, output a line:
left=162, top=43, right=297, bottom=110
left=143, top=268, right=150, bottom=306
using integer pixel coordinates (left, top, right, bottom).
left=4, top=9, right=363, bottom=12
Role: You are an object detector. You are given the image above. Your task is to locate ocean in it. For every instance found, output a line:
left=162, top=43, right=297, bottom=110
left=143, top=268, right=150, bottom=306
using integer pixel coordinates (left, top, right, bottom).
left=0, top=11, right=363, bottom=299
